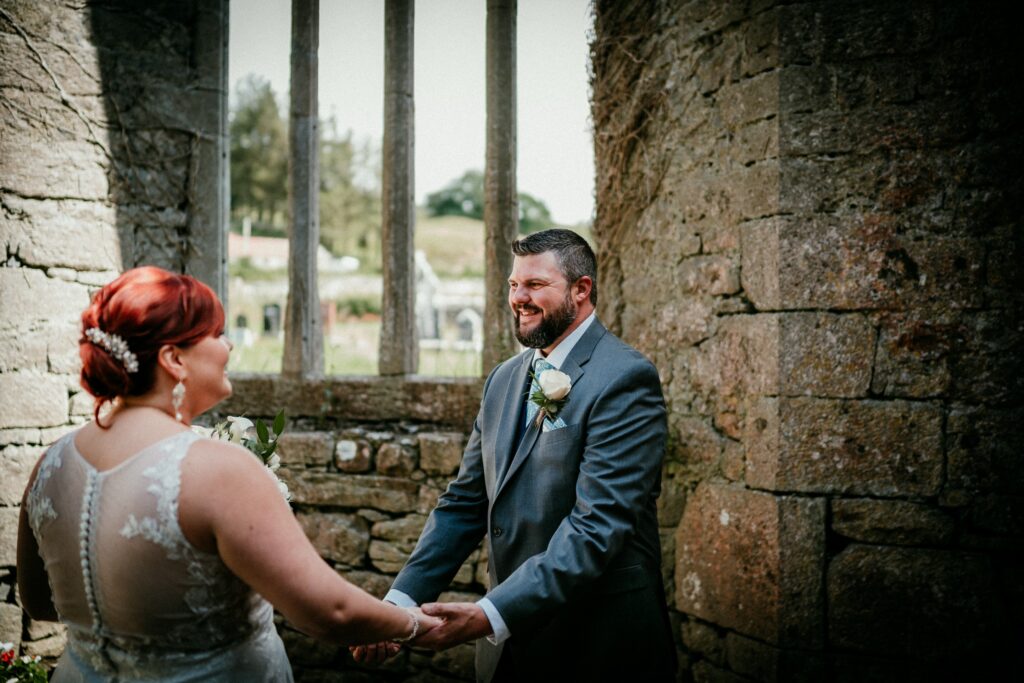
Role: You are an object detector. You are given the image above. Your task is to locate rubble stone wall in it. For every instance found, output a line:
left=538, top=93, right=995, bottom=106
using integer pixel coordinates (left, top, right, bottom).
left=592, top=0, right=1021, bottom=680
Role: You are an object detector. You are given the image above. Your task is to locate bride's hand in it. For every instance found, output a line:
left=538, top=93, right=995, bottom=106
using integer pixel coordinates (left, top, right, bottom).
left=410, top=606, right=443, bottom=639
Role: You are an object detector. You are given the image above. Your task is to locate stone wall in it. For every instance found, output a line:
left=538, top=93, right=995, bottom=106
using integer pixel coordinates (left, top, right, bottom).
left=216, top=376, right=486, bottom=681
left=592, top=0, right=1021, bottom=680
left=0, top=0, right=224, bottom=664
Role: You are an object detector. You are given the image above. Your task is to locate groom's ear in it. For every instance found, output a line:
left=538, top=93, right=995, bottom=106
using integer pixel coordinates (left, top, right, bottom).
left=573, top=276, right=593, bottom=303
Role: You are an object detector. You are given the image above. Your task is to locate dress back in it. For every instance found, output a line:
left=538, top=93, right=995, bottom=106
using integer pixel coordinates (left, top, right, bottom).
left=26, top=430, right=292, bottom=682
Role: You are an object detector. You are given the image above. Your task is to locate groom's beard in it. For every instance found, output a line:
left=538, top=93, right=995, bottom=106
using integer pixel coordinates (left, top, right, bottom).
left=514, top=292, right=577, bottom=349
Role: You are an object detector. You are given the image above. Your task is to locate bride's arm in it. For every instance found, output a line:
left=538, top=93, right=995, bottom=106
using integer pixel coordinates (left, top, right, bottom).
left=178, top=439, right=435, bottom=645
left=17, top=459, right=58, bottom=621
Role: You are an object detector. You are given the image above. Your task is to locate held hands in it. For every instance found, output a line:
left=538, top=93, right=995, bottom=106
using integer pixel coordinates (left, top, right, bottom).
left=414, top=601, right=492, bottom=650
left=349, top=606, right=441, bottom=664
left=350, top=602, right=493, bottom=663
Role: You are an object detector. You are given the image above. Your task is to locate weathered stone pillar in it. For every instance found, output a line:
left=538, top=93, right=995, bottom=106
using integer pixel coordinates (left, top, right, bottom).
left=184, top=0, right=229, bottom=302
left=379, top=0, right=417, bottom=375
left=482, top=0, right=518, bottom=373
left=283, top=0, right=323, bottom=378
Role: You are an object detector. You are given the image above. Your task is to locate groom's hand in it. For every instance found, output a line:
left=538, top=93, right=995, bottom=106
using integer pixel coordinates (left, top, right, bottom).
left=414, top=602, right=493, bottom=651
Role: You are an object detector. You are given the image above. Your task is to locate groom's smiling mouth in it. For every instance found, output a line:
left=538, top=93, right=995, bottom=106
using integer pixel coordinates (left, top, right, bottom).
left=516, top=305, right=542, bottom=323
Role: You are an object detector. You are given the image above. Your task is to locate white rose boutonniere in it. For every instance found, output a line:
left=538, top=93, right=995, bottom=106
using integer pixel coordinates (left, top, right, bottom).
left=530, top=368, right=572, bottom=428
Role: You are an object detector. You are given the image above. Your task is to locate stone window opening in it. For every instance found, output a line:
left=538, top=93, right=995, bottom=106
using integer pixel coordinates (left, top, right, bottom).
left=224, top=0, right=521, bottom=379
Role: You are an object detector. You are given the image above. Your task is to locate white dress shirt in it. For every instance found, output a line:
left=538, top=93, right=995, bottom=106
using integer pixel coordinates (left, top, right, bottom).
left=386, top=312, right=598, bottom=644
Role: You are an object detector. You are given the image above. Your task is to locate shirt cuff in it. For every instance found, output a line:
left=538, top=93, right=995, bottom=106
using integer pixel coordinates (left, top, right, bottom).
left=384, top=589, right=417, bottom=608
left=478, top=597, right=511, bottom=644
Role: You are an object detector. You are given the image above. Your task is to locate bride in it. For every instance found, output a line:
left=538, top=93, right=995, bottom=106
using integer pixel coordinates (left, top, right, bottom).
left=16, top=266, right=439, bottom=681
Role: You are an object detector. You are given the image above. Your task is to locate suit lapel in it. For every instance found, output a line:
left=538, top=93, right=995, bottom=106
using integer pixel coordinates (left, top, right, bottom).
left=494, top=320, right=607, bottom=500
left=492, top=351, right=534, bottom=491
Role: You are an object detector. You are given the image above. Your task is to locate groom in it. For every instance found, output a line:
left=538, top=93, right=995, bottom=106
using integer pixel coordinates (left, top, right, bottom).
left=379, top=229, right=675, bottom=681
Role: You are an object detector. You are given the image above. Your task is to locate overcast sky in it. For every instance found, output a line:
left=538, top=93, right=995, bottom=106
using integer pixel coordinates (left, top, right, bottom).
left=229, top=0, right=595, bottom=225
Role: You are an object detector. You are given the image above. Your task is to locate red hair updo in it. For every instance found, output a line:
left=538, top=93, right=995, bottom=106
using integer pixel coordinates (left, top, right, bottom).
left=80, top=266, right=225, bottom=423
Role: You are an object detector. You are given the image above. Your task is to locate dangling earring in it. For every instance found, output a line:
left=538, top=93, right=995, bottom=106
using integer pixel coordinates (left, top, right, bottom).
left=171, top=378, right=186, bottom=423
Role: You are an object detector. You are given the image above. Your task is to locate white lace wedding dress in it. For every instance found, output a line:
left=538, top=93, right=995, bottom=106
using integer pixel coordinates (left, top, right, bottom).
left=26, top=430, right=294, bottom=682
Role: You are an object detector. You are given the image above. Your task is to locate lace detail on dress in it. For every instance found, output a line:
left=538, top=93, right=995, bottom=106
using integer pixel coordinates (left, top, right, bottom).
left=26, top=438, right=65, bottom=534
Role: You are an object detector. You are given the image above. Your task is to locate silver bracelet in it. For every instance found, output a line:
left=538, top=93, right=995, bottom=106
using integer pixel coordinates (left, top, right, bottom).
left=391, top=608, right=419, bottom=643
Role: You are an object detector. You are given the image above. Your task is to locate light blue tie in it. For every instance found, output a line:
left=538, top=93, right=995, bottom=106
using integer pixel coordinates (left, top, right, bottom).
left=525, top=358, right=555, bottom=428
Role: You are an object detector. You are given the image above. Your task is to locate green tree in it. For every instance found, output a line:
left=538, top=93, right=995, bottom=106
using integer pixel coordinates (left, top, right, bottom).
left=319, top=117, right=382, bottom=265
left=425, top=169, right=554, bottom=233
left=230, top=75, right=288, bottom=228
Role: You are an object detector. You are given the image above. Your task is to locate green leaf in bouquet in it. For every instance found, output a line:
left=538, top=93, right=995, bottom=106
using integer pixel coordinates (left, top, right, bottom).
left=273, top=410, right=286, bottom=436
left=256, top=418, right=270, bottom=444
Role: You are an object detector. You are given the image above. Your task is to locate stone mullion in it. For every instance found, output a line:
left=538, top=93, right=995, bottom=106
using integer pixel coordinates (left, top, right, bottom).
left=184, top=0, right=229, bottom=302
left=482, top=0, right=518, bottom=374
left=283, top=0, right=323, bottom=378
left=378, top=0, right=417, bottom=376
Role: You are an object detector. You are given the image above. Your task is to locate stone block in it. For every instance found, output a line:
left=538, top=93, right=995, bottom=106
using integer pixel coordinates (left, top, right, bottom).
left=0, top=196, right=121, bottom=271
left=417, top=432, right=464, bottom=475
left=369, top=540, right=416, bottom=574
left=277, top=431, right=333, bottom=467
left=675, top=482, right=825, bottom=646
left=745, top=397, right=943, bottom=496
left=428, top=642, right=475, bottom=680
left=831, top=498, right=955, bottom=545
left=688, top=314, right=779, bottom=402
left=0, top=371, right=69, bottom=428
left=948, top=309, right=1023, bottom=405
left=667, top=416, right=723, bottom=472
left=0, top=602, right=22, bottom=651
left=26, top=619, right=64, bottom=641
left=22, top=632, right=65, bottom=659
left=0, top=445, right=37, bottom=505
left=681, top=619, right=725, bottom=666
left=334, top=439, right=372, bottom=473
left=739, top=217, right=782, bottom=310
left=967, top=494, right=1024, bottom=537
left=779, top=313, right=875, bottom=398
left=871, top=315, right=955, bottom=398
left=0, top=268, right=89, bottom=333
left=342, top=570, right=393, bottom=599
left=718, top=71, right=780, bottom=130
left=371, top=514, right=427, bottom=544
left=725, top=632, right=826, bottom=681
left=0, top=330, right=48, bottom=372
left=0, top=429, right=41, bottom=447
left=741, top=214, right=986, bottom=312
left=945, top=404, right=1024, bottom=492
left=828, top=545, right=997, bottom=658
left=283, top=471, right=418, bottom=512
left=721, top=440, right=745, bottom=482
left=376, top=442, right=417, bottom=477
left=297, top=512, right=369, bottom=565
left=677, top=256, right=740, bottom=296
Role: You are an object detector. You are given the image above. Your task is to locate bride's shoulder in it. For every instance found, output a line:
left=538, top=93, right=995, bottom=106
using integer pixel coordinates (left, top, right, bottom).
left=185, top=437, right=262, bottom=473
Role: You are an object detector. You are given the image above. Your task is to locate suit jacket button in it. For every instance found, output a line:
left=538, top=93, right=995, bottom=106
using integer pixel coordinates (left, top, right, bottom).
left=492, top=527, right=503, bottom=537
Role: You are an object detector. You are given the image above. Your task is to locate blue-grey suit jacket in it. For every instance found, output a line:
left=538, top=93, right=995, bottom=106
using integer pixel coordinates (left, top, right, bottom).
left=392, top=319, right=675, bottom=681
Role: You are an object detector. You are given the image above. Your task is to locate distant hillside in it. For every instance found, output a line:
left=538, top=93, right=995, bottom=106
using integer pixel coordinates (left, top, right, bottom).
left=415, top=210, right=593, bottom=279
left=415, top=211, right=485, bottom=278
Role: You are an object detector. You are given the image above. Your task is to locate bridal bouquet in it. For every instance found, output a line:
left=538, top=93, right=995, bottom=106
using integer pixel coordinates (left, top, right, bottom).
left=194, top=411, right=291, bottom=502
left=0, top=642, right=47, bottom=683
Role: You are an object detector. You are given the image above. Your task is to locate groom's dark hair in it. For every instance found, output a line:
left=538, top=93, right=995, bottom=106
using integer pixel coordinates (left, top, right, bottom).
left=512, top=228, right=597, bottom=305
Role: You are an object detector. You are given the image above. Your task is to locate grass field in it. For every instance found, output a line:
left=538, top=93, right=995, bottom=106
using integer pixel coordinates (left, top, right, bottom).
left=229, top=320, right=482, bottom=377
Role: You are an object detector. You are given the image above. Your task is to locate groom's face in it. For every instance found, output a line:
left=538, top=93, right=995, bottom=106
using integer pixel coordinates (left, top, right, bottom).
left=508, top=252, right=578, bottom=349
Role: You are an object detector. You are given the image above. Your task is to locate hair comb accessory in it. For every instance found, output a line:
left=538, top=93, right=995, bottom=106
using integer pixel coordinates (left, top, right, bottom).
left=85, top=327, right=139, bottom=373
